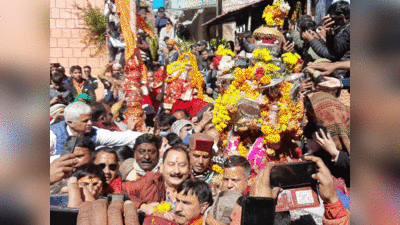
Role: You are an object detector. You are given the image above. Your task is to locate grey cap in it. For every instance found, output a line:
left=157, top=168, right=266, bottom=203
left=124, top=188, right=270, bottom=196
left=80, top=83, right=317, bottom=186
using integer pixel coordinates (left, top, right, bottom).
left=197, top=40, right=207, bottom=46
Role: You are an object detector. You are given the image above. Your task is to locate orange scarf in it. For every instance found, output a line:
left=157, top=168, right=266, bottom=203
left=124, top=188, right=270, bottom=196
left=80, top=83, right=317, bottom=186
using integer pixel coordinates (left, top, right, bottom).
left=72, top=79, right=84, bottom=95
left=188, top=215, right=203, bottom=225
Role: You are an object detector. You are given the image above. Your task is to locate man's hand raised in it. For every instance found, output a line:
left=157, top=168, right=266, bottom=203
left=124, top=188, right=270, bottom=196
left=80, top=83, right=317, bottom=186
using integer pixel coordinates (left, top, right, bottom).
left=50, top=154, right=78, bottom=185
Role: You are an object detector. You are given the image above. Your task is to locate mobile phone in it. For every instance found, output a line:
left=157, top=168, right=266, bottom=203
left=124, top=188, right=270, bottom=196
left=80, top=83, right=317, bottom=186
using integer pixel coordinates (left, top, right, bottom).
left=50, top=205, right=79, bottom=225
left=241, top=196, right=275, bottom=225
left=270, top=161, right=317, bottom=189
left=107, top=194, right=131, bottom=204
left=315, top=124, right=327, bottom=136
left=60, top=136, right=78, bottom=156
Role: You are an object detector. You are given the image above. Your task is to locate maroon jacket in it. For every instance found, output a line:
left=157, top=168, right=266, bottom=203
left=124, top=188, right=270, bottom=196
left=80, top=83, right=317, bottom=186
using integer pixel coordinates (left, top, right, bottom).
left=122, top=172, right=166, bottom=209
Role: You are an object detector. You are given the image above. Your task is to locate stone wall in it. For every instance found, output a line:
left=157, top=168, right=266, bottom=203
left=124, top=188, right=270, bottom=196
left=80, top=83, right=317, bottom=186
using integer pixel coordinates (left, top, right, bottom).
left=50, top=0, right=109, bottom=77
left=50, top=0, right=109, bottom=99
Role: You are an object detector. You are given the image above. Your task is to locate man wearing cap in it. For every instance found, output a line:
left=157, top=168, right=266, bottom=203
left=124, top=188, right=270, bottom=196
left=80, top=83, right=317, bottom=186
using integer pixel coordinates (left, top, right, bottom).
left=50, top=104, right=66, bottom=125
left=171, top=119, right=193, bottom=145
left=188, top=133, right=219, bottom=185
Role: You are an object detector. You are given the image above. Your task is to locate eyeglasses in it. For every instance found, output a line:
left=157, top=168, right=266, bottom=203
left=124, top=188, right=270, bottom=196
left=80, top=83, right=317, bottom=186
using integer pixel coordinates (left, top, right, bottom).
left=97, top=163, right=118, bottom=171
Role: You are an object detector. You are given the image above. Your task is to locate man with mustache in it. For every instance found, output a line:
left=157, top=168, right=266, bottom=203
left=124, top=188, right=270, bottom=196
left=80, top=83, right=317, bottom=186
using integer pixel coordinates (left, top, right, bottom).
left=121, top=146, right=193, bottom=215
left=188, top=133, right=219, bottom=185
left=119, top=134, right=162, bottom=182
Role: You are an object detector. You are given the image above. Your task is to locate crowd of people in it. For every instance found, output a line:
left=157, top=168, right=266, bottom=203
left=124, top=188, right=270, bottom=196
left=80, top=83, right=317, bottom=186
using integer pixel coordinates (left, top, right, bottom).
left=50, top=0, right=350, bottom=224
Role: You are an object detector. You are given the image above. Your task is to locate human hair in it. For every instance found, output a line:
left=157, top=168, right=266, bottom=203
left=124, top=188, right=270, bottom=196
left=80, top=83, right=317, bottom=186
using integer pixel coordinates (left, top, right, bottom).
left=70, top=136, right=95, bottom=152
left=64, top=101, right=92, bottom=122
left=303, top=122, right=318, bottom=139
left=226, top=41, right=235, bottom=52
left=299, top=19, right=317, bottom=33
left=133, top=134, right=162, bottom=151
left=112, top=146, right=134, bottom=162
left=83, top=66, right=91, bottom=71
left=69, top=163, right=107, bottom=188
left=51, top=72, right=64, bottom=84
left=174, top=109, right=192, bottom=120
left=69, top=65, right=82, bottom=73
left=296, top=15, right=313, bottom=27
left=163, top=146, right=190, bottom=163
left=327, top=1, right=350, bottom=19
left=165, top=133, right=182, bottom=146
left=90, top=102, right=107, bottom=122
left=200, top=48, right=209, bottom=54
left=118, top=104, right=127, bottom=121
left=223, top=155, right=251, bottom=177
left=177, top=179, right=214, bottom=206
left=91, top=146, right=119, bottom=162
left=159, top=113, right=177, bottom=127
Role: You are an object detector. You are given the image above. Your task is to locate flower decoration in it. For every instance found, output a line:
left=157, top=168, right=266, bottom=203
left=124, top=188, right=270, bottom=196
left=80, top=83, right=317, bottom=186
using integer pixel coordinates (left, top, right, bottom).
left=212, top=164, right=224, bottom=174
left=282, top=52, right=303, bottom=73
left=253, top=48, right=272, bottom=62
left=262, top=0, right=291, bottom=27
left=216, top=45, right=235, bottom=57
left=218, top=55, right=235, bottom=72
left=153, top=201, right=172, bottom=213
left=213, top=55, right=223, bottom=69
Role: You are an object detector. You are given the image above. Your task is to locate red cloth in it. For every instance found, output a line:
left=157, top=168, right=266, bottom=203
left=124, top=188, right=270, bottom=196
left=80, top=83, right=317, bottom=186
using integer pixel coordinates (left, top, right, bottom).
left=142, top=94, right=153, bottom=107
left=93, top=121, right=121, bottom=131
left=171, top=98, right=209, bottom=117
left=104, top=176, right=123, bottom=195
left=122, top=172, right=166, bottom=209
left=143, top=215, right=179, bottom=225
left=323, top=199, right=350, bottom=225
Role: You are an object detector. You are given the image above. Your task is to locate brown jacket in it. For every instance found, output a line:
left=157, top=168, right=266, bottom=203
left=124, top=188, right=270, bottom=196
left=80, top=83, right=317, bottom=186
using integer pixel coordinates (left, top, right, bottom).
left=122, top=172, right=166, bottom=209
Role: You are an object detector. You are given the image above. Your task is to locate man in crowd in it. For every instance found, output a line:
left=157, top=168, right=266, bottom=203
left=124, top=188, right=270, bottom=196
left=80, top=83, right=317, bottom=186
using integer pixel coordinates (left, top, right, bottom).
left=161, top=39, right=179, bottom=66
left=197, top=49, right=210, bottom=72
left=90, top=102, right=120, bottom=131
left=188, top=133, right=218, bottom=185
left=50, top=101, right=142, bottom=157
left=50, top=72, right=74, bottom=105
left=119, top=134, right=162, bottom=181
left=155, top=7, right=169, bottom=36
left=82, top=66, right=98, bottom=90
left=157, top=113, right=177, bottom=135
left=50, top=136, right=95, bottom=194
left=242, top=31, right=256, bottom=53
left=121, top=146, right=192, bottom=214
left=111, top=62, right=124, bottom=80
left=64, top=65, right=96, bottom=102
left=174, top=179, right=214, bottom=224
left=196, top=40, right=208, bottom=58
left=92, top=147, right=122, bottom=194
left=171, top=119, right=193, bottom=144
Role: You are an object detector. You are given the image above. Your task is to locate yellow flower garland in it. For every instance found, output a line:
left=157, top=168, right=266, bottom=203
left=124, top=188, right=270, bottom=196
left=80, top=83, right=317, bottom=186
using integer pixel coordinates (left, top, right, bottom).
left=212, top=164, right=224, bottom=174
left=216, top=45, right=235, bottom=57
left=153, top=201, right=172, bottom=213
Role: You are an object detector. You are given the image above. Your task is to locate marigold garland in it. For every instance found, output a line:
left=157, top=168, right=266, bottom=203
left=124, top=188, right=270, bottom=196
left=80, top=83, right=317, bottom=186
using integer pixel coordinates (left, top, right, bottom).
left=262, top=0, right=291, bottom=27
left=153, top=201, right=172, bottom=213
left=212, top=164, right=224, bottom=174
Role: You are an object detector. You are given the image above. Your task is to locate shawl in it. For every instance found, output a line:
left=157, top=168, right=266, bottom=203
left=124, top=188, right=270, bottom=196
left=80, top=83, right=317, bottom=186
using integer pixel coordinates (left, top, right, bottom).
left=104, top=176, right=123, bottom=195
left=307, top=92, right=350, bottom=154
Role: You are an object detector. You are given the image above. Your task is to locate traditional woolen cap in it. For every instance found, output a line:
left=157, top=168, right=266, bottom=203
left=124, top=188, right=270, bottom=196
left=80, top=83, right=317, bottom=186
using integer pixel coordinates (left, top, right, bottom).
left=50, top=103, right=66, bottom=116
left=189, top=133, right=214, bottom=154
left=171, top=119, right=192, bottom=136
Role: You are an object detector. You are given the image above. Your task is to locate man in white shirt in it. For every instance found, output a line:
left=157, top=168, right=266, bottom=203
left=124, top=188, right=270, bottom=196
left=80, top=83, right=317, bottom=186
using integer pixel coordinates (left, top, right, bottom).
left=50, top=102, right=142, bottom=162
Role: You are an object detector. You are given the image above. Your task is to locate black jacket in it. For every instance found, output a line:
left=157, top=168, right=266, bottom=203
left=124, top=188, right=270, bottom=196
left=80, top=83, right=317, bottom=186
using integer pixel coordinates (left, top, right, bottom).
left=64, top=77, right=96, bottom=102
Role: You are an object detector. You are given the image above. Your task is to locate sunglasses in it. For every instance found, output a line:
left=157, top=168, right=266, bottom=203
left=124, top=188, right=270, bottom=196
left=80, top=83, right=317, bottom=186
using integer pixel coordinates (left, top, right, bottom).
left=97, top=163, right=118, bottom=171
